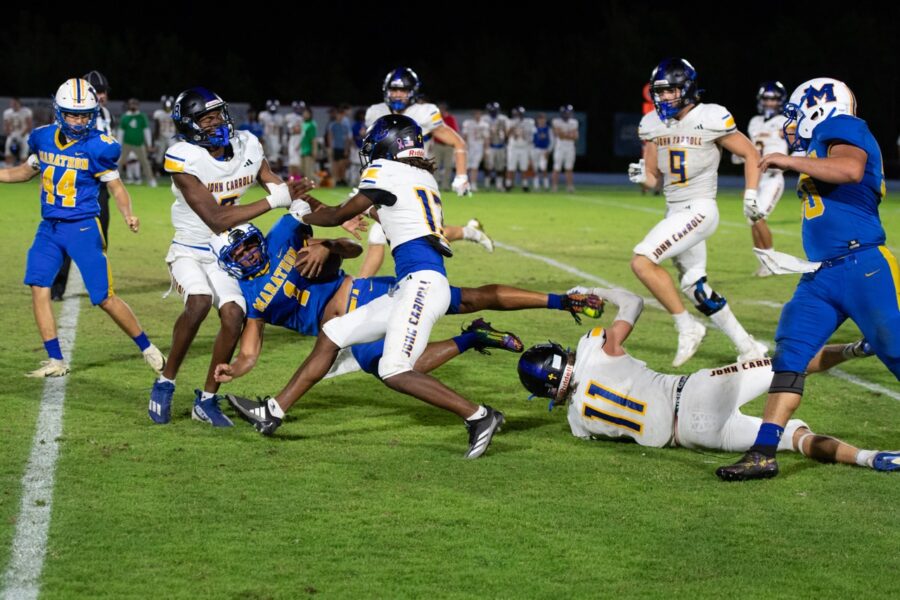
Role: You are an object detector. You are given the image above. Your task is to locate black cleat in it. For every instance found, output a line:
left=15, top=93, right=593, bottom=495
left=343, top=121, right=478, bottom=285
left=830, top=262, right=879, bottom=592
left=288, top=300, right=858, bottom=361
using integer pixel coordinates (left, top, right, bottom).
left=225, top=394, right=282, bottom=436
left=464, top=405, right=505, bottom=459
left=463, top=318, right=524, bottom=354
left=716, top=451, right=779, bottom=481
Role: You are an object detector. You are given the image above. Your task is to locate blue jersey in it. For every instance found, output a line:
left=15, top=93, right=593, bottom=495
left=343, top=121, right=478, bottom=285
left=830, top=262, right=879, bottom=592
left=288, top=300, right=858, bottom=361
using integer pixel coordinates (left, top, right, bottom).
left=533, top=125, right=551, bottom=150
left=241, top=216, right=345, bottom=336
left=797, top=115, right=886, bottom=261
left=28, top=124, right=121, bottom=221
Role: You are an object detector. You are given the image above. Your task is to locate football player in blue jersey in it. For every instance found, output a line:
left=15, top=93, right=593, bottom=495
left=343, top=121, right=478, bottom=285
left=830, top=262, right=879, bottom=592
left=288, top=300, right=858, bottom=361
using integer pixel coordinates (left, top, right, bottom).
left=0, top=78, right=165, bottom=378
left=717, top=78, right=900, bottom=481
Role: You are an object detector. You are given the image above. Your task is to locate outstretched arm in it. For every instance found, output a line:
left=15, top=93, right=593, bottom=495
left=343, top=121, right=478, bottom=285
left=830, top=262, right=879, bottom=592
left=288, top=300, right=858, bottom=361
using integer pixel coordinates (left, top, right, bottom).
left=759, top=143, right=866, bottom=184
left=214, top=318, right=265, bottom=382
left=0, top=157, right=40, bottom=182
left=300, top=192, right=374, bottom=228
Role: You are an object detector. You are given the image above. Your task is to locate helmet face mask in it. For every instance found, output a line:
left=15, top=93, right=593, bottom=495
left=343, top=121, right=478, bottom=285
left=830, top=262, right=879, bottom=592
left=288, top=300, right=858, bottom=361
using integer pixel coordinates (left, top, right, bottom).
left=211, top=224, right=269, bottom=280
left=383, top=68, right=420, bottom=112
left=650, top=58, right=699, bottom=122
left=517, top=342, right=576, bottom=410
left=172, top=87, right=234, bottom=148
left=54, top=78, right=99, bottom=139
left=359, top=114, right=425, bottom=170
left=783, top=77, right=856, bottom=152
left=757, top=81, right=786, bottom=119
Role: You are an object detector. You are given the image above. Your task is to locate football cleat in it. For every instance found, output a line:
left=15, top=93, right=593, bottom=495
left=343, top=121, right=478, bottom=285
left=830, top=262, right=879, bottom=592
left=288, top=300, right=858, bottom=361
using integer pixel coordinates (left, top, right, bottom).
left=737, top=337, right=769, bottom=363
left=715, top=451, right=779, bottom=481
left=225, top=394, right=282, bottom=435
left=872, top=452, right=900, bottom=472
left=753, top=263, right=773, bottom=278
left=26, top=358, right=70, bottom=378
left=464, top=405, right=505, bottom=459
left=672, top=319, right=706, bottom=367
left=148, top=379, right=175, bottom=424
left=463, top=318, right=523, bottom=354
left=465, top=218, right=494, bottom=253
left=561, top=292, right=604, bottom=324
left=142, top=344, right=167, bottom=375
left=192, top=390, right=234, bottom=427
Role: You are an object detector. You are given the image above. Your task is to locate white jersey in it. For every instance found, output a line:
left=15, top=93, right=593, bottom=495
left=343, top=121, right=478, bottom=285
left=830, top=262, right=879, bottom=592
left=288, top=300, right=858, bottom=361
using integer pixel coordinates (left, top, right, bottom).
left=461, top=118, right=489, bottom=148
left=153, top=108, right=176, bottom=143
left=4, top=107, right=32, bottom=135
left=258, top=111, right=284, bottom=137
left=485, top=114, right=509, bottom=147
left=747, top=114, right=788, bottom=174
left=365, top=102, right=444, bottom=158
left=507, top=117, right=536, bottom=149
left=566, top=328, right=680, bottom=448
left=358, top=159, right=448, bottom=251
left=163, top=130, right=265, bottom=245
left=638, top=103, right=737, bottom=204
left=551, top=116, right=578, bottom=149
left=284, top=112, right=304, bottom=136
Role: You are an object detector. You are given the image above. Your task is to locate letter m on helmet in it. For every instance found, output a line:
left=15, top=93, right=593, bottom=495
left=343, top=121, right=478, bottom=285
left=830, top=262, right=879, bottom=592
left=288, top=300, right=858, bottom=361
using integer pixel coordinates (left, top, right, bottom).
left=804, top=83, right=836, bottom=108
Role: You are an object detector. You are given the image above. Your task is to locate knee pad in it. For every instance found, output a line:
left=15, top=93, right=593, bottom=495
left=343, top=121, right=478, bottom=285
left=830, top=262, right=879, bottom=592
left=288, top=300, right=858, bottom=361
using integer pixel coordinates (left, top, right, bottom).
left=686, top=276, right=727, bottom=316
left=769, top=371, right=806, bottom=395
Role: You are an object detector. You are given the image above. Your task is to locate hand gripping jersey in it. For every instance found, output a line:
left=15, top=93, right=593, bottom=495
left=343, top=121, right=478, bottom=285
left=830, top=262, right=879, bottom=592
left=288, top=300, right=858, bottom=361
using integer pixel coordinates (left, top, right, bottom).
left=638, top=103, right=737, bottom=204
left=27, top=124, right=121, bottom=221
left=163, top=130, right=265, bottom=245
left=365, top=102, right=444, bottom=158
left=240, top=216, right=346, bottom=336
left=566, top=328, right=681, bottom=447
left=796, top=114, right=886, bottom=261
left=358, top=159, right=450, bottom=278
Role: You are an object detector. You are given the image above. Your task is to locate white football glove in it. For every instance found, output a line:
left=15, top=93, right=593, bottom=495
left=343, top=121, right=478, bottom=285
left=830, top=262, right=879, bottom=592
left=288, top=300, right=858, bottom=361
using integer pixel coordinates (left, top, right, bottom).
left=264, top=182, right=292, bottom=209
left=742, top=189, right=765, bottom=222
left=627, top=159, right=646, bottom=184
left=289, top=198, right=312, bottom=222
left=452, top=174, right=471, bottom=197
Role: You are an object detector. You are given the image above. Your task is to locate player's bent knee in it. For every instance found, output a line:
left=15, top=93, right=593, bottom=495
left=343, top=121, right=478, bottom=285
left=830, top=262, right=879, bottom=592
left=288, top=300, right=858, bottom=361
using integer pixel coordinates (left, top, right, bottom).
left=378, top=359, right=413, bottom=381
left=631, top=253, right=655, bottom=274
left=769, top=371, right=806, bottom=395
left=685, top=276, right=726, bottom=316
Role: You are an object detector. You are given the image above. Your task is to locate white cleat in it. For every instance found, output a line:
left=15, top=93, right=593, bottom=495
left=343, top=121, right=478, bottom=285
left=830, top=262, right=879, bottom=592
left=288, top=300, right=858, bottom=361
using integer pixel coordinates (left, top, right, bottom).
left=26, top=358, right=70, bottom=378
left=142, top=344, right=167, bottom=375
left=737, top=338, right=769, bottom=363
left=753, top=263, right=773, bottom=278
left=466, top=218, right=494, bottom=253
left=672, top=320, right=707, bottom=367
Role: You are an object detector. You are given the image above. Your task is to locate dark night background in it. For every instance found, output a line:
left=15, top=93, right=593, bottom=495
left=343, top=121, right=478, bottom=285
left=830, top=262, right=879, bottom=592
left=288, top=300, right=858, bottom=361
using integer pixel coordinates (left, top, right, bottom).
left=2, top=3, right=898, bottom=174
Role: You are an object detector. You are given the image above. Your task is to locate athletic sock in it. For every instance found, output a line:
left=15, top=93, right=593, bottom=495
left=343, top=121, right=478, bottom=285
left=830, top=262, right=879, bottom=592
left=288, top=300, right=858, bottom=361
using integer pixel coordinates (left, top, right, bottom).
left=200, top=391, right=216, bottom=401
left=132, top=332, right=151, bottom=352
left=44, top=338, right=64, bottom=361
left=709, top=305, right=752, bottom=349
left=156, top=375, right=175, bottom=385
left=546, top=294, right=564, bottom=310
left=750, top=422, right=784, bottom=458
left=856, top=449, right=877, bottom=468
left=466, top=405, right=488, bottom=421
left=267, top=398, right=285, bottom=419
left=673, top=311, right=693, bottom=332
left=453, top=332, right=480, bottom=353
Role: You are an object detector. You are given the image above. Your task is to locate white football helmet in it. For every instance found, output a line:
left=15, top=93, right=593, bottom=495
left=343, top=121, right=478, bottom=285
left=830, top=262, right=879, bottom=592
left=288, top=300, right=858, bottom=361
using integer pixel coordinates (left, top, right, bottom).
left=783, top=77, right=856, bottom=152
left=54, top=78, right=99, bottom=138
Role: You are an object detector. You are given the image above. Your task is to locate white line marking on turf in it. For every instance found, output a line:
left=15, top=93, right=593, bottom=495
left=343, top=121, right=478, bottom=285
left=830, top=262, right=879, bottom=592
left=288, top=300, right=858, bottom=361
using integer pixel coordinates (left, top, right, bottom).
left=2, top=271, right=83, bottom=600
left=496, top=241, right=899, bottom=401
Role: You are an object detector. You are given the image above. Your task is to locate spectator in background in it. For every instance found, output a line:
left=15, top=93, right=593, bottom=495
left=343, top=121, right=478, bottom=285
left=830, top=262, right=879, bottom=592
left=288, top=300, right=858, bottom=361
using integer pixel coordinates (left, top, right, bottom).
left=239, top=109, right=264, bottom=139
left=152, top=95, right=176, bottom=178
left=552, top=104, right=578, bottom=193
left=347, top=108, right=366, bottom=187
left=118, top=98, right=156, bottom=187
left=299, top=106, right=318, bottom=183
left=259, top=100, right=284, bottom=173
left=505, top=106, right=535, bottom=192
left=433, top=102, right=459, bottom=190
left=461, top=109, right=488, bottom=192
left=285, top=101, right=306, bottom=179
left=4, top=97, right=33, bottom=166
left=326, top=105, right=351, bottom=186
left=532, top=112, right=553, bottom=191
left=484, top=102, right=508, bottom=191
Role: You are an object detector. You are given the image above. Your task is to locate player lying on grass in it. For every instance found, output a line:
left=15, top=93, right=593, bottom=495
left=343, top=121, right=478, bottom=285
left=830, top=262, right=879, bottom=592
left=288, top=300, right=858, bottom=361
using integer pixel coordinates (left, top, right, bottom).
left=517, top=286, right=899, bottom=472
left=210, top=212, right=602, bottom=419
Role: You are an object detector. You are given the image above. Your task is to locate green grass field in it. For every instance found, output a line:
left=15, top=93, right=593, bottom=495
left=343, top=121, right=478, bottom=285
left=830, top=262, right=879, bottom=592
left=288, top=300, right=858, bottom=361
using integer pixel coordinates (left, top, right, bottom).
left=1, top=180, right=898, bottom=599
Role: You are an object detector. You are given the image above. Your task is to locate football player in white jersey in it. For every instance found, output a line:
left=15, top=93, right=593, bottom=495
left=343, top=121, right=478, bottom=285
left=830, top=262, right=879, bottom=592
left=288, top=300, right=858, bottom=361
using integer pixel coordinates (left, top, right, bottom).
left=628, top=58, right=767, bottom=367
left=364, top=68, right=471, bottom=196
left=483, top=102, right=509, bottom=191
left=285, top=100, right=306, bottom=178
left=461, top=109, right=489, bottom=191
left=732, top=82, right=789, bottom=276
left=258, top=99, right=284, bottom=172
left=551, top=104, right=578, bottom=192
left=227, top=115, right=508, bottom=458
left=505, top=106, right=536, bottom=191
left=152, top=95, right=177, bottom=175
left=518, top=287, right=899, bottom=472
left=4, top=97, right=33, bottom=165
left=149, top=87, right=312, bottom=427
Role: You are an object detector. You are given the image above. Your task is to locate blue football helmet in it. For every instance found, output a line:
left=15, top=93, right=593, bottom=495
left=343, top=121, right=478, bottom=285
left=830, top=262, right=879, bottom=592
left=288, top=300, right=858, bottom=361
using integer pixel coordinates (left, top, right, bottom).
left=172, top=87, right=234, bottom=148
left=210, top=224, right=269, bottom=280
left=756, top=81, right=786, bottom=118
left=783, top=77, right=856, bottom=153
left=359, top=114, right=425, bottom=169
left=649, top=58, right=699, bottom=122
left=54, top=78, right=99, bottom=139
left=382, top=68, right=420, bottom=112
left=517, top=342, right=575, bottom=410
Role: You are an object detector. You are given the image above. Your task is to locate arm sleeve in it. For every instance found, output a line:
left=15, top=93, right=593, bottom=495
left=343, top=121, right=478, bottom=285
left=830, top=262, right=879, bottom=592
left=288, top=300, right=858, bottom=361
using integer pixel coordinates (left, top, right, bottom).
left=358, top=188, right=397, bottom=206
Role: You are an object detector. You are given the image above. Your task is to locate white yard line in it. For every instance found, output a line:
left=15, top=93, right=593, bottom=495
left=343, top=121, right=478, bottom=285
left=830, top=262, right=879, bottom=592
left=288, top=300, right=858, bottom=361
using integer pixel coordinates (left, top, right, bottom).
left=3, top=272, right=83, bottom=600
left=497, top=241, right=899, bottom=401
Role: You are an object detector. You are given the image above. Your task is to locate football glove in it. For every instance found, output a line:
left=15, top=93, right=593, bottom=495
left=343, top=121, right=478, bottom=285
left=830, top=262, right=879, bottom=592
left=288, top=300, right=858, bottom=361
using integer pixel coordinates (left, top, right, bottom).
left=452, top=174, right=471, bottom=196
left=742, top=189, right=764, bottom=222
left=627, top=159, right=646, bottom=184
